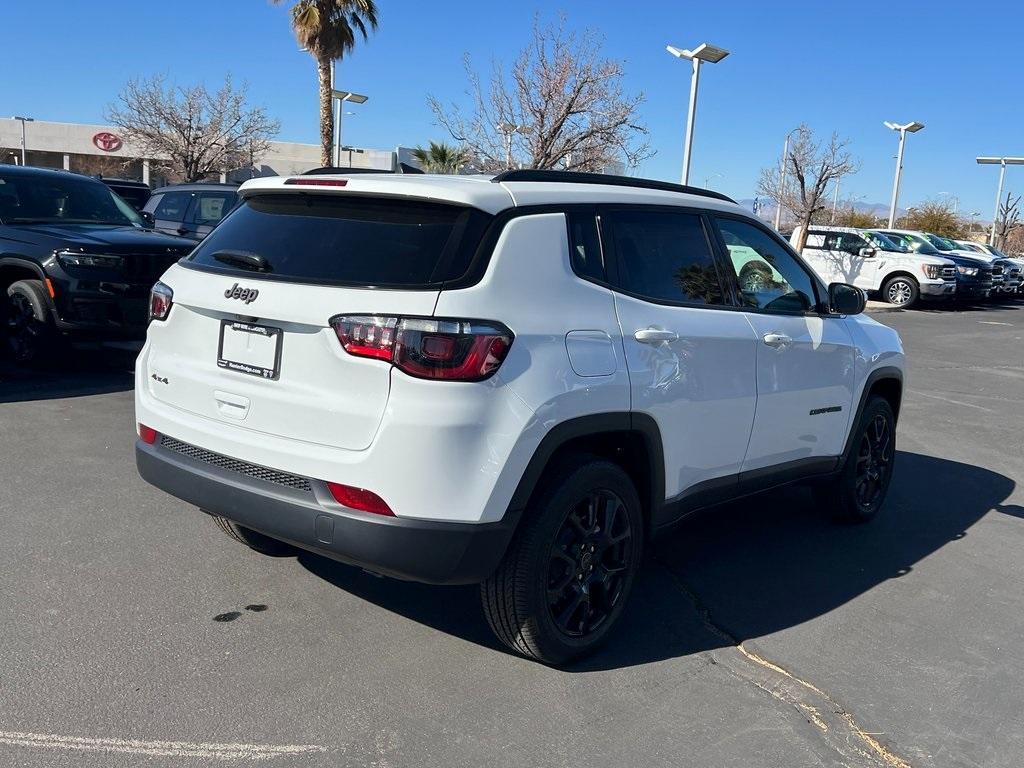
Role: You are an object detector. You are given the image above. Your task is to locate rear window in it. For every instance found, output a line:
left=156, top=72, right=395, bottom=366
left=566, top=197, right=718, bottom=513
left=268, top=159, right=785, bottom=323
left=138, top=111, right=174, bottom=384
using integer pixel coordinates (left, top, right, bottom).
left=187, top=194, right=491, bottom=288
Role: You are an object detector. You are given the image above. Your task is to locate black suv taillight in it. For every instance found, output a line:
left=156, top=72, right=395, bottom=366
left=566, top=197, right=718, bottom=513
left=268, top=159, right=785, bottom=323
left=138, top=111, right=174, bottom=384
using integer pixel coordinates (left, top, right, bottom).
left=149, top=281, right=173, bottom=321
left=330, top=315, right=513, bottom=381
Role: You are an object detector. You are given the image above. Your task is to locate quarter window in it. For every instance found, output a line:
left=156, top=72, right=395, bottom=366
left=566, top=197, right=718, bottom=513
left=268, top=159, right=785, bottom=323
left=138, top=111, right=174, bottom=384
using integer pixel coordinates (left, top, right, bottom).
left=567, top=213, right=605, bottom=282
left=191, top=191, right=238, bottom=225
left=714, top=217, right=818, bottom=313
left=606, top=210, right=725, bottom=305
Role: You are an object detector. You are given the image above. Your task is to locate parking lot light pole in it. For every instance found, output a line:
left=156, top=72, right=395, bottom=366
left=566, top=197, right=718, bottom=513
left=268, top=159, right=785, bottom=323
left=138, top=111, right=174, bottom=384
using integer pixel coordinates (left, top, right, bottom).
left=773, top=127, right=800, bottom=231
left=976, top=156, right=1024, bottom=246
left=666, top=43, right=730, bottom=186
left=331, top=90, right=368, bottom=168
left=885, top=121, right=924, bottom=228
left=12, top=116, right=34, bottom=166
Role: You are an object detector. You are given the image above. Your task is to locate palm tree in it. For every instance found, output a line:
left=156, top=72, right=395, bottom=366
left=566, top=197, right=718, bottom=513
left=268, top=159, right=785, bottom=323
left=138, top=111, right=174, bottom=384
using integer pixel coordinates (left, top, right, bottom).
left=410, top=141, right=471, bottom=174
left=278, top=0, right=379, bottom=166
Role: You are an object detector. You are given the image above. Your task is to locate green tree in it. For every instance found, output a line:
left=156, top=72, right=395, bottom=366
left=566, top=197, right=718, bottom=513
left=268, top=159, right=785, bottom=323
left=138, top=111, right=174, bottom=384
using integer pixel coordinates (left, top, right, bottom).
left=900, top=200, right=965, bottom=239
left=410, top=141, right=471, bottom=174
left=278, top=0, right=379, bottom=167
left=833, top=207, right=882, bottom=228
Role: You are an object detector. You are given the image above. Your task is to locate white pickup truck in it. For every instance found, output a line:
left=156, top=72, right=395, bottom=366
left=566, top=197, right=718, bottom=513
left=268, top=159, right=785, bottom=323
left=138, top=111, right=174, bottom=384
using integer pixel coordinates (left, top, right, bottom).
left=791, top=225, right=956, bottom=307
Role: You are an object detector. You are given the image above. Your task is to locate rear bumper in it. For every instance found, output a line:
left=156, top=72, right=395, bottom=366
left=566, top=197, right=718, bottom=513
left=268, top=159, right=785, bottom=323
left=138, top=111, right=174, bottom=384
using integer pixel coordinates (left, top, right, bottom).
left=136, top=438, right=518, bottom=585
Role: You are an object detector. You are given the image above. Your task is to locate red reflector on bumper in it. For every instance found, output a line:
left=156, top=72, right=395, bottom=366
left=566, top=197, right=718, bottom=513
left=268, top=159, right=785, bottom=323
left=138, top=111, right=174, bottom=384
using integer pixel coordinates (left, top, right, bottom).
left=326, top=482, right=394, bottom=516
left=139, top=424, right=158, bottom=444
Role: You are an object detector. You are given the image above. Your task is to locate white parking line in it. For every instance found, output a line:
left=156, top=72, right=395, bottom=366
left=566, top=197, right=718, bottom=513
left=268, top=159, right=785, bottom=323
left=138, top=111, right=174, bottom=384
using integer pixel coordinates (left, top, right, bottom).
left=977, top=321, right=1013, bottom=326
left=0, top=731, right=327, bottom=761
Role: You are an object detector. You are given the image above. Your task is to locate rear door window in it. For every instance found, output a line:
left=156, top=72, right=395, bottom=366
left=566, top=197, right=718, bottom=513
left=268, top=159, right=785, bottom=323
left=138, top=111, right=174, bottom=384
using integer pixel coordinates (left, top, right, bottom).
left=187, top=194, right=492, bottom=287
left=604, top=209, right=726, bottom=305
left=152, top=192, right=193, bottom=222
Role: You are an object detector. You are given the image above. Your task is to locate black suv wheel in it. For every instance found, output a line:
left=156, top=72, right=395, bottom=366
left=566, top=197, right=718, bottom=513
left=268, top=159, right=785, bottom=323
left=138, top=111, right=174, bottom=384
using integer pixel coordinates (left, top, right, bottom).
left=814, top=396, right=896, bottom=522
left=5, top=279, right=60, bottom=365
left=481, top=456, right=643, bottom=665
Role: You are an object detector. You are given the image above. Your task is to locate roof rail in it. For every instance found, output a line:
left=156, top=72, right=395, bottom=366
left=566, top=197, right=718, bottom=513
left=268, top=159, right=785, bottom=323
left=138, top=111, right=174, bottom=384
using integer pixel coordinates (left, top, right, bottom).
left=491, top=169, right=736, bottom=203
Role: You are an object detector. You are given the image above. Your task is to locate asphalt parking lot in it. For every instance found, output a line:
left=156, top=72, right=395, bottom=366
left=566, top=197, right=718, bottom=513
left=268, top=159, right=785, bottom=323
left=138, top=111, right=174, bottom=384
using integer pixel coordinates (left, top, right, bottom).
left=1, top=303, right=1021, bottom=768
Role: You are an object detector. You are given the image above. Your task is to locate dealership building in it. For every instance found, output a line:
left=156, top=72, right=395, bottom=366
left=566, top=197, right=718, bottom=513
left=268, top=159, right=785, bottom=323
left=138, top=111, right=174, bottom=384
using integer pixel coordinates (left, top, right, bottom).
left=0, top=117, right=396, bottom=186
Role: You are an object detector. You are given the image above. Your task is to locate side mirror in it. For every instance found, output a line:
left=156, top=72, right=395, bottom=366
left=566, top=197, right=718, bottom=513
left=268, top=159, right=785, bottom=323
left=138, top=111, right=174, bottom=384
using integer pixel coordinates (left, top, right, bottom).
left=140, top=211, right=155, bottom=228
left=829, top=282, right=866, bottom=315
left=858, top=247, right=877, bottom=258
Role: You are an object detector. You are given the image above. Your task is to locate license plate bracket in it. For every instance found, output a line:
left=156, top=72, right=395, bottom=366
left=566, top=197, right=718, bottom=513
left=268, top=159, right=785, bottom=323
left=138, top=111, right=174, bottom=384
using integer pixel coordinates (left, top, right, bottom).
left=217, top=320, right=282, bottom=379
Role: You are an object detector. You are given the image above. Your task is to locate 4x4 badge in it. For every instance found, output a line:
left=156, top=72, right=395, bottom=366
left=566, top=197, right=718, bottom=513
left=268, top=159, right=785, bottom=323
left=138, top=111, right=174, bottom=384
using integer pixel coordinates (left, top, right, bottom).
left=224, top=283, right=259, bottom=304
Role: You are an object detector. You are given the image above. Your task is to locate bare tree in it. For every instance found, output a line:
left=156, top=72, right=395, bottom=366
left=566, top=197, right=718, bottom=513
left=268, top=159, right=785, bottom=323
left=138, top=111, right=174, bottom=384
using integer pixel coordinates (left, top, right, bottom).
left=994, top=191, right=1021, bottom=250
left=758, top=125, right=858, bottom=250
left=428, top=17, right=651, bottom=173
left=108, top=75, right=279, bottom=182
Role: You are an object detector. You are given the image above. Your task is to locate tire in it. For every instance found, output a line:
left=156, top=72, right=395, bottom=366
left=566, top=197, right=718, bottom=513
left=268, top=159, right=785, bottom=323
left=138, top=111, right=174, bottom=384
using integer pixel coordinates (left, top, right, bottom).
left=881, top=275, right=919, bottom=308
left=5, top=279, right=59, bottom=365
left=481, top=456, right=644, bottom=665
left=813, top=396, right=896, bottom=523
left=212, top=515, right=296, bottom=556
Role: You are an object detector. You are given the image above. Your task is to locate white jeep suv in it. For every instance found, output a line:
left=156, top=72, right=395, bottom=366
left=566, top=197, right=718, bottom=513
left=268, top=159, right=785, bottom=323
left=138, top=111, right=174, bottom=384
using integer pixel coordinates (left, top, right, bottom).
left=135, top=170, right=905, bottom=664
left=792, top=225, right=956, bottom=307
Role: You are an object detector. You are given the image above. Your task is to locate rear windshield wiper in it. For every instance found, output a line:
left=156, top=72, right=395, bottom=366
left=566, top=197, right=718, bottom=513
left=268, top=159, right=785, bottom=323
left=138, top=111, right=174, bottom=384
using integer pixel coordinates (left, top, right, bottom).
left=211, top=250, right=271, bottom=273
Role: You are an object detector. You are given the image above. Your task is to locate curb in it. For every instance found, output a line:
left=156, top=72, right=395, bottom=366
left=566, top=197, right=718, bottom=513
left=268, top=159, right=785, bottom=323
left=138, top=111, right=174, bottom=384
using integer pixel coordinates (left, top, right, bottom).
left=865, top=301, right=903, bottom=313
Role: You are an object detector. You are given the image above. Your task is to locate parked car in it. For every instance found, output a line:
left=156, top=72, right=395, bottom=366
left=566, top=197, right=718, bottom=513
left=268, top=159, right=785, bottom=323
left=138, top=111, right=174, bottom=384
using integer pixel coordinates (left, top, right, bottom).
left=877, top=230, right=995, bottom=301
left=97, top=177, right=151, bottom=211
left=142, top=183, right=239, bottom=241
left=955, top=240, right=1024, bottom=295
left=135, top=169, right=905, bottom=664
left=924, top=232, right=1020, bottom=295
left=0, top=166, right=195, bottom=364
left=792, top=225, right=956, bottom=307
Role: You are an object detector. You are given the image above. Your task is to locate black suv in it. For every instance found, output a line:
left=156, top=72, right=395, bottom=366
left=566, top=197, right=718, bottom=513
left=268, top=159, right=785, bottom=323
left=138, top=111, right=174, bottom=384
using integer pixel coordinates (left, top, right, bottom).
left=0, top=166, right=195, bottom=363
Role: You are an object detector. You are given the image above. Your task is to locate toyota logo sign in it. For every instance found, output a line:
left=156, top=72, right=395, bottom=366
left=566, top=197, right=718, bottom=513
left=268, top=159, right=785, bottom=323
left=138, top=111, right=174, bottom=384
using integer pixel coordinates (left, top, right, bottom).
left=92, top=132, right=122, bottom=152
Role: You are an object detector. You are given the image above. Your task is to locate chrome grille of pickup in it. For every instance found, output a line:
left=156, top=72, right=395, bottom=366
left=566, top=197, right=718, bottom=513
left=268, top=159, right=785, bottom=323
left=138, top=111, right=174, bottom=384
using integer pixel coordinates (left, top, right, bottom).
left=992, top=264, right=1004, bottom=277
left=160, top=436, right=313, bottom=493
left=941, top=266, right=956, bottom=279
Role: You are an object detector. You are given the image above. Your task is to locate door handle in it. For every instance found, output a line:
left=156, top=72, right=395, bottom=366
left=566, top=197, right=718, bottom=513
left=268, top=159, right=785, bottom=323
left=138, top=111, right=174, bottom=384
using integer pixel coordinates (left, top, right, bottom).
left=762, top=332, right=792, bottom=348
left=634, top=327, right=679, bottom=344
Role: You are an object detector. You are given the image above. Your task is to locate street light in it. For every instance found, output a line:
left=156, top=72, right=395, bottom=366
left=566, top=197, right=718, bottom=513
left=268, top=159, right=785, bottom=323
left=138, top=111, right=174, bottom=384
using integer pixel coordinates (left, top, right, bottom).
left=884, top=120, right=924, bottom=228
left=331, top=90, right=367, bottom=167
left=497, top=122, right=530, bottom=169
left=976, top=156, right=1024, bottom=245
left=11, top=116, right=34, bottom=166
left=773, top=127, right=800, bottom=231
left=666, top=42, right=730, bottom=186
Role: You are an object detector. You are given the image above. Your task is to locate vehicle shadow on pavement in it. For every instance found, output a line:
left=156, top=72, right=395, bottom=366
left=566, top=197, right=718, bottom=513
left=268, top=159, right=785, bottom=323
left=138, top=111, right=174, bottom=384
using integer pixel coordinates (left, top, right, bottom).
left=298, top=451, right=1017, bottom=669
left=0, top=349, right=135, bottom=404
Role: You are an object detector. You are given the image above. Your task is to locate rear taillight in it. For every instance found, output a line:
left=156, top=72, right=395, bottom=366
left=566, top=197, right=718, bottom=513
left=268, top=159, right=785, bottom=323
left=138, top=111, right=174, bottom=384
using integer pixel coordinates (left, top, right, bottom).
left=138, top=423, right=158, bottom=444
left=149, top=281, right=173, bottom=321
left=326, top=482, right=393, bottom=516
left=330, top=315, right=513, bottom=381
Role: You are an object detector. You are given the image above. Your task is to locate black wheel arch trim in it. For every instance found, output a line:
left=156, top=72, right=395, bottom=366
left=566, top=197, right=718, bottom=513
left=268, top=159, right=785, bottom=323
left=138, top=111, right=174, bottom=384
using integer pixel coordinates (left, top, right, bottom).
left=0, top=256, right=48, bottom=284
left=841, top=366, right=903, bottom=464
left=506, top=412, right=665, bottom=535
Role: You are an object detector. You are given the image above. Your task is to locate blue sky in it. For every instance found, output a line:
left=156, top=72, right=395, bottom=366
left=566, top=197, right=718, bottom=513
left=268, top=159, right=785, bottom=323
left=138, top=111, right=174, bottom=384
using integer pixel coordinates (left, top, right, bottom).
left=5, top=0, right=1022, bottom=216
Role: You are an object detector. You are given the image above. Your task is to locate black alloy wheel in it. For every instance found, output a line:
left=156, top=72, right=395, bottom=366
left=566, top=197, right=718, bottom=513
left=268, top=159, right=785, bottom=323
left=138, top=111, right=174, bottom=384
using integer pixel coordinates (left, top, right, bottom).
left=854, top=412, right=893, bottom=512
left=547, top=489, right=634, bottom=638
